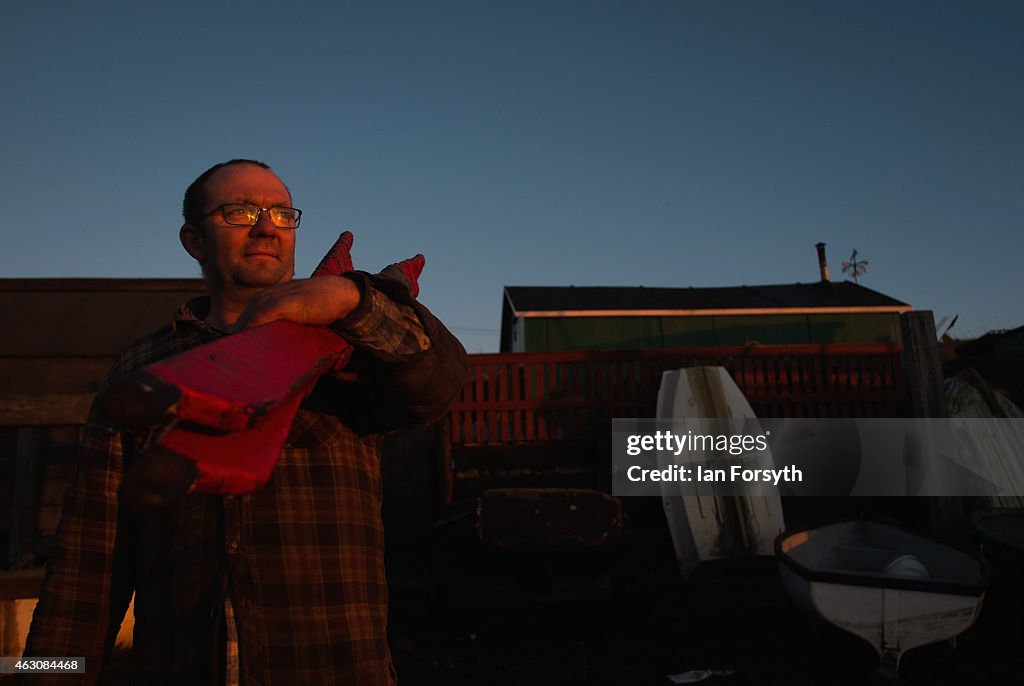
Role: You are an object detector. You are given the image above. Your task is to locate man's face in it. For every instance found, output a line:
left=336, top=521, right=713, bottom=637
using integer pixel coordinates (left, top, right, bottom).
left=187, top=163, right=297, bottom=291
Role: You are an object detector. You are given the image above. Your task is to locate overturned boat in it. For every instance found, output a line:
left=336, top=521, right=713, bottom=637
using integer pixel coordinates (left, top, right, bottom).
left=657, top=366, right=785, bottom=573
left=776, top=521, right=987, bottom=675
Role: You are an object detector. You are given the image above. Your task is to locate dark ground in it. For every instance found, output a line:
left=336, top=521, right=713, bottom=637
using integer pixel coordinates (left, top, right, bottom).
left=385, top=501, right=1024, bottom=686
left=94, top=500, right=1024, bottom=685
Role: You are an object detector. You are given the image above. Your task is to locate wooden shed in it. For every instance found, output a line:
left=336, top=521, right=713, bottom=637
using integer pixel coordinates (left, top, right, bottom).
left=500, top=282, right=912, bottom=353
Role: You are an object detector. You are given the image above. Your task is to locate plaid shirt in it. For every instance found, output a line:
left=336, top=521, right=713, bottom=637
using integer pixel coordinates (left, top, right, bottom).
left=23, top=272, right=468, bottom=685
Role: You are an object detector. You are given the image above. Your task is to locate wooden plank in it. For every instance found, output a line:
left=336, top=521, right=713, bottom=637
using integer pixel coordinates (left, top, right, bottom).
left=626, top=359, right=640, bottom=412
left=900, top=311, right=963, bottom=539
left=596, top=361, right=609, bottom=436
left=563, top=362, right=577, bottom=440
left=0, top=569, right=45, bottom=600
left=536, top=362, right=551, bottom=441
left=787, top=357, right=800, bottom=418
left=813, top=354, right=826, bottom=417
left=449, top=385, right=905, bottom=412
left=795, top=357, right=808, bottom=418
left=587, top=359, right=600, bottom=423
left=485, top=364, right=498, bottom=443
left=558, top=361, right=569, bottom=439
left=8, top=428, right=41, bottom=568
left=581, top=361, right=594, bottom=429
left=559, top=363, right=570, bottom=439
left=0, top=393, right=94, bottom=426
left=449, top=409, right=462, bottom=445
left=871, top=354, right=883, bottom=389
left=511, top=363, right=524, bottom=441
left=495, top=362, right=508, bottom=442
left=468, top=362, right=479, bottom=444
left=503, top=362, right=514, bottom=441
left=524, top=363, right=536, bottom=441
left=461, top=376, right=473, bottom=443
left=900, top=311, right=948, bottom=419
left=449, top=345, right=913, bottom=445
left=457, top=342, right=901, bottom=367
left=755, top=356, right=768, bottom=399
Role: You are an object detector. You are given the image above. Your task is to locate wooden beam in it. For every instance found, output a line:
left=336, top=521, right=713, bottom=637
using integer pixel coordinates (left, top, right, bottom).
left=901, top=312, right=967, bottom=542
left=0, top=393, right=94, bottom=426
left=464, top=343, right=902, bottom=365
left=0, top=277, right=204, bottom=292
left=899, top=312, right=948, bottom=419
left=8, top=428, right=42, bottom=568
left=514, top=306, right=912, bottom=317
left=0, top=568, right=45, bottom=600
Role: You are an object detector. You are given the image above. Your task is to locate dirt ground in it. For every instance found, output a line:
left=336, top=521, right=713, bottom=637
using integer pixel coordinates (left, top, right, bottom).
left=386, top=509, right=1024, bottom=686
left=95, top=502, right=1023, bottom=685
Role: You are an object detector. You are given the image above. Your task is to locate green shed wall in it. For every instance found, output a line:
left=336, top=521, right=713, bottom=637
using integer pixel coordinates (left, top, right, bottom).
left=518, top=313, right=902, bottom=351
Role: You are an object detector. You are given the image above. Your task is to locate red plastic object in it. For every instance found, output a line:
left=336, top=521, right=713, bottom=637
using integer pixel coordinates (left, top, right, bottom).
left=159, top=391, right=308, bottom=494
left=112, top=232, right=424, bottom=507
left=143, top=323, right=346, bottom=431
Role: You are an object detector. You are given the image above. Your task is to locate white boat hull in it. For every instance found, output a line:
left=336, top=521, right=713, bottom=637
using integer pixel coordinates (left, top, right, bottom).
left=777, top=522, right=986, bottom=673
left=657, top=366, right=784, bottom=572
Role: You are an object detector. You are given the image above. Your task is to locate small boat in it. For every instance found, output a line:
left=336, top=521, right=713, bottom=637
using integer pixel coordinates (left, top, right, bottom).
left=657, top=366, right=785, bottom=573
left=776, top=521, right=987, bottom=676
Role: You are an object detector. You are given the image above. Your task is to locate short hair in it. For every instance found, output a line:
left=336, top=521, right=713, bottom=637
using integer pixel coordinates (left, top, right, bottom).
left=182, top=159, right=287, bottom=227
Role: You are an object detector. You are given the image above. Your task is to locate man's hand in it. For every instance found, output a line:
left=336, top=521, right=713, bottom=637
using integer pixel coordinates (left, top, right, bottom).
left=233, top=276, right=361, bottom=332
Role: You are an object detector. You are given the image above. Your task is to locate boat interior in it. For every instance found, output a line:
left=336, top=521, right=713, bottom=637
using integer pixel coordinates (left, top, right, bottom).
left=780, top=521, right=984, bottom=586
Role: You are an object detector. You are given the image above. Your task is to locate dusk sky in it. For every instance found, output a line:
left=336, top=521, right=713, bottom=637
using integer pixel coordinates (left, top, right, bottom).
left=3, top=1, right=1021, bottom=352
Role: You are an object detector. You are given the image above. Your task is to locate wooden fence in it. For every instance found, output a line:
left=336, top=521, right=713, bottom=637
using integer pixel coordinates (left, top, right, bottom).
left=0, top=394, right=91, bottom=574
left=450, top=344, right=909, bottom=446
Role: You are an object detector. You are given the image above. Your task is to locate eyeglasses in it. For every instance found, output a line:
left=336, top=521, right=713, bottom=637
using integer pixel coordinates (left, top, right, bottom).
left=200, top=203, right=302, bottom=229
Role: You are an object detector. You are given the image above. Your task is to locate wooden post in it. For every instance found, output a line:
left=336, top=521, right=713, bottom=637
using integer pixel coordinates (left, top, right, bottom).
left=901, top=311, right=966, bottom=542
left=900, top=311, right=948, bottom=419
left=9, top=428, right=42, bottom=568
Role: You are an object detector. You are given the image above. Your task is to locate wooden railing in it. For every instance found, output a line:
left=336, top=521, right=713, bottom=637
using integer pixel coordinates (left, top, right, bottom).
left=450, top=344, right=909, bottom=446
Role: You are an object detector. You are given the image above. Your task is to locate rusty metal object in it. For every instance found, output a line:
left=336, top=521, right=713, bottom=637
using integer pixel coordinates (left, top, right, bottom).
left=476, top=488, right=623, bottom=552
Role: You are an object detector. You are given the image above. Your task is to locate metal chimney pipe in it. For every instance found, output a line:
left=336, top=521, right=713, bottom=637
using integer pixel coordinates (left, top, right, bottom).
left=815, top=242, right=830, bottom=283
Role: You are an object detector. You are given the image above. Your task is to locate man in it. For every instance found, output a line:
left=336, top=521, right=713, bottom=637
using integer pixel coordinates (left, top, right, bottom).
left=23, top=159, right=468, bottom=684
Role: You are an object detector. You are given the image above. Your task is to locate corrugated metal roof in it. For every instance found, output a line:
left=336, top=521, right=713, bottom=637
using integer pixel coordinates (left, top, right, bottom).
left=504, top=282, right=910, bottom=315
left=0, top=278, right=206, bottom=357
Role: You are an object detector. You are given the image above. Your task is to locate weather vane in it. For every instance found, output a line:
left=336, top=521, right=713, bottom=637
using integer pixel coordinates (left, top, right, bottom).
left=842, top=249, right=869, bottom=283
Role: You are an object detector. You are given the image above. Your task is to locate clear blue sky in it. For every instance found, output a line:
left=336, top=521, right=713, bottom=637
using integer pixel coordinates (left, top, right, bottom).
left=3, top=1, right=1021, bottom=352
